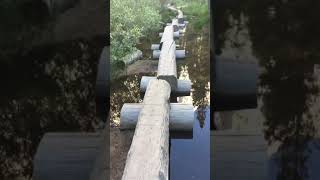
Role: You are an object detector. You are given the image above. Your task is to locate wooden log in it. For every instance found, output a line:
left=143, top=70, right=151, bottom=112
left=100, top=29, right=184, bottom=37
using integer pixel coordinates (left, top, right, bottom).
left=177, top=9, right=184, bottom=24
left=172, top=18, right=179, bottom=32
left=120, top=103, right=194, bottom=131
left=122, top=50, right=142, bottom=65
left=121, top=79, right=170, bottom=180
left=140, top=76, right=191, bottom=96
left=153, top=49, right=186, bottom=59
left=151, top=44, right=160, bottom=50
left=160, top=25, right=174, bottom=44
left=151, top=44, right=179, bottom=50
left=157, top=39, right=177, bottom=91
left=33, top=133, right=103, bottom=180
left=178, top=23, right=186, bottom=28
left=159, top=31, right=180, bottom=38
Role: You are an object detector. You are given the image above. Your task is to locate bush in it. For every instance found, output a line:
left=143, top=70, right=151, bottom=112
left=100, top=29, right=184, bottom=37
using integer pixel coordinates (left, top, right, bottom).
left=110, top=0, right=162, bottom=77
left=173, top=0, right=209, bottom=30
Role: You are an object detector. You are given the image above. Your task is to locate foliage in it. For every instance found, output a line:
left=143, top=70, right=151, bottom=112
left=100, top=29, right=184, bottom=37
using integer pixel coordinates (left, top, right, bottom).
left=172, top=0, right=209, bottom=30
left=160, top=7, right=176, bottom=24
left=110, top=0, right=162, bottom=77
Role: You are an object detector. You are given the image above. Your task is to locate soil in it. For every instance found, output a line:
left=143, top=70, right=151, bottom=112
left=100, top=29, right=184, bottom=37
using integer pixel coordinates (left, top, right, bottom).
left=110, top=128, right=134, bottom=180
left=126, top=60, right=158, bottom=75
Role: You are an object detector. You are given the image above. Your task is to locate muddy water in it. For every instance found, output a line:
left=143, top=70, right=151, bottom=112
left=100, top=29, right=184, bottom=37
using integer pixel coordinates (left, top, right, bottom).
left=213, top=1, right=320, bottom=179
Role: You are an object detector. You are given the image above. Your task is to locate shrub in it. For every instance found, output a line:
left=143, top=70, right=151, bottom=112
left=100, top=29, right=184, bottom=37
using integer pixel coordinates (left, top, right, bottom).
left=110, top=0, right=162, bottom=77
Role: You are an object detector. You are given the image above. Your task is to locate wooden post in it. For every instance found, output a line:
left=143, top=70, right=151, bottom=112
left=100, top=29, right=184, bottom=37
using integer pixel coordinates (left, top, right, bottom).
left=121, top=79, right=171, bottom=180
left=140, top=76, right=191, bottom=96
left=120, top=103, right=194, bottom=131
left=157, top=39, right=177, bottom=91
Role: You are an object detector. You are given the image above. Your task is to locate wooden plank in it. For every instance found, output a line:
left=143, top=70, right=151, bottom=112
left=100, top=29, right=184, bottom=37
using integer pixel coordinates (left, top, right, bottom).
left=120, top=103, right=194, bottom=131
left=157, top=39, right=177, bottom=91
left=121, top=79, right=171, bottom=180
left=33, top=133, right=103, bottom=180
left=140, top=76, right=191, bottom=96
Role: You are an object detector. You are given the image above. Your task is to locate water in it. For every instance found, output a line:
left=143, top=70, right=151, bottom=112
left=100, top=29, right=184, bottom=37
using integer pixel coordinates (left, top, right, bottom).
left=0, top=37, right=105, bottom=179
left=170, top=107, right=210, bottom=180
left=110, top=15, right=210, bottom=179
left=212, top=1, right=320, bottom=179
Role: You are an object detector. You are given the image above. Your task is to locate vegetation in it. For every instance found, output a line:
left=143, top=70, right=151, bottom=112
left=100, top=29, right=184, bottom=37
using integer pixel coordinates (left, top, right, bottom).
left=110, top=0, right=162, bottom=78
left=172, top=0, right=209, bottom=30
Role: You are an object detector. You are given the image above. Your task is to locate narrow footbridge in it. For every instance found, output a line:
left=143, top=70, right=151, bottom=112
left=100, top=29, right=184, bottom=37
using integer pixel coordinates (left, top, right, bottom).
left=120, top=6, right=192, bottom=180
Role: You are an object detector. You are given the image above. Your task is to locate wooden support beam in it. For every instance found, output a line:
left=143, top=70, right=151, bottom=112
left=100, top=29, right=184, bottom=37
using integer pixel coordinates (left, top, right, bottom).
left=152, top=44, right=183, bottom=51
left=157, top=39, right=177, bottom=91
left=151, top=44, right=161, bottom=50
left=140, top=76, right=191, bottom=96
left=159, top=31, right=180, bottom=38
left=153, top=49, right=186, bottom=59
left=120, top=103, right=194, bottom=131
left=121, top=79, right=171, bottom=180
left=122, top=50, right=142, bottom=65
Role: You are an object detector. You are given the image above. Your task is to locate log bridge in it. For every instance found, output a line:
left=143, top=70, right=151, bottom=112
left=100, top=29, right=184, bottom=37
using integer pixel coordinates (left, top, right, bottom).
left=120, top=7, right=193, bottom=180
left=151, top=6, right=188, bottom=60
left=32, top=5, right=192, bottom=180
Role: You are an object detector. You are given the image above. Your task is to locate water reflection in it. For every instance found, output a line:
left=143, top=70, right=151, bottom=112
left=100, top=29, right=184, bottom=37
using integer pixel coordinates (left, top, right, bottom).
left=170, top=107, right=210, bottom=180
left=0, top=38, right=104, bottom=179
left=110, top=74, right=152, bottom=126
left=213, top=0, right=320, bottom=179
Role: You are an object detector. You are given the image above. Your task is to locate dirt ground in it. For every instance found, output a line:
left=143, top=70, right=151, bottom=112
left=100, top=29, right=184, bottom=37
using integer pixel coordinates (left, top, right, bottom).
left=110, top=128, right=134, bottom=180
left=126, top=60, right=158, bottom=75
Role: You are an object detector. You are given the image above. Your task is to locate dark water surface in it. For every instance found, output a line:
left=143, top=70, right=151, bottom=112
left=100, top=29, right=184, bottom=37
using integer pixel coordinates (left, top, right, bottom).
left=0, top=37, right=105, bottom=179
left=212, top=0, right=320, bottom=179
left=170, top=107, right=210, bottom=180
